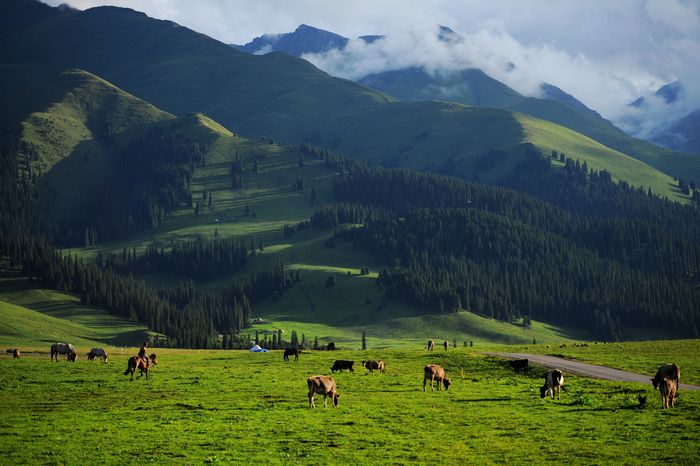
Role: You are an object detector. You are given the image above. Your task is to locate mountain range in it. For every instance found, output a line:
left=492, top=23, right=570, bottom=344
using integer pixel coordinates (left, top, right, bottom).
left=236, top=23, right=700, bottom=159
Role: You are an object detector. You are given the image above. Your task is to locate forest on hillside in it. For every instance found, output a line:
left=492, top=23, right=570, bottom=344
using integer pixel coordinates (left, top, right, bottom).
left=2, top=131, right=700, bottom=345
left=311, top=147, right=700, bottom=340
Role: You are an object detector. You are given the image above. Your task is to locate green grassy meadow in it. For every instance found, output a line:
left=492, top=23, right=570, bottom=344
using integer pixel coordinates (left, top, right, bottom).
left=0, top=345, right=698, bottom=464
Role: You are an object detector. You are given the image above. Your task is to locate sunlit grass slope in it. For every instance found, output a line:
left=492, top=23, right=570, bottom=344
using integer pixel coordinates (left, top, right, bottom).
left=0, top=274, right=154, bottom=348
left=317, top=100, right=686, bottom=200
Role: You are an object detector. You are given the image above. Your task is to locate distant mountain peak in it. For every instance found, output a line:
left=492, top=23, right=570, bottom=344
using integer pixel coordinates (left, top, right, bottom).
left=234, top=24, right=348, bottom=55
left=630, top=80, right=683, bottom=108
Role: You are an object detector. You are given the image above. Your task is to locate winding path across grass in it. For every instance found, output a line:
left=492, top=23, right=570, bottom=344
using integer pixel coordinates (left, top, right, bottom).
left=487, top=352, right=700, bottom=391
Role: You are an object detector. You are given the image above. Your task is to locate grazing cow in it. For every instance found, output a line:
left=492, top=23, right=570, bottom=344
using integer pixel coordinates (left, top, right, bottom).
left=13, top=349, right=20, bottom=359
left=443, top=341, right=449, bottom=351
left=124, top=353, right=157, bottom=381
left=307, top=375, right=340, bottom=408
left=326, top=342, right=336, bottom=351
left=509, top=359, right=529, bottom=373
left=651, top=364, right=680, bottom=394
left=330, top=360, right=354, bottom=373
left=660, top=378, right=678, bottom=409
left=427, top=340, right=435, bottom=352
left=540, top=369, right=564, bottom=400
left=50, top=343, right=76, bottom=362
left=283, top=347, right=301, bottom=362
left=361, top=360, right=385, bottom=374
left=423, top=364, right=451, bottom=391
left=87, top=348, right=108, bottom=362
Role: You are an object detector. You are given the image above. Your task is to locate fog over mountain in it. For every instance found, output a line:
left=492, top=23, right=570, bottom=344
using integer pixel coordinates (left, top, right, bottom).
left=45, top=0, right=700, bottom=140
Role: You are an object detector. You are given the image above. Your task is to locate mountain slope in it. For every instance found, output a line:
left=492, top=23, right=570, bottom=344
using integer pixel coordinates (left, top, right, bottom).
left=0, top=64, right=173, bottom=174
left=236, top=23, right=700, bottom=182
left=0, top=0, right=694, bottom=194
left=313, top=100, right=681, bottom=198
left=652, top=109, right=700, bottom=156
left=0, top=0, right=392, bottom=142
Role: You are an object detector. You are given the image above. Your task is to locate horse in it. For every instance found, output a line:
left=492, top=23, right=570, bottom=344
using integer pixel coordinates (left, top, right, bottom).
left=124, top=353, right=157, bottom=381
left=50, top=342, right=76, bottom=362
left=87, top=347, right=108, bottom=362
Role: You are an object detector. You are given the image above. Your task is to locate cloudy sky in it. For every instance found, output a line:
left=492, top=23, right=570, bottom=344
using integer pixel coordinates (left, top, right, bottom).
left=44, top=0, right=700, bottom=134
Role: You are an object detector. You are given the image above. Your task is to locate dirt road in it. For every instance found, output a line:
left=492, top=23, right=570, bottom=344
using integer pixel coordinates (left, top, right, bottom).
left=487, top=352, right=700, bottom=391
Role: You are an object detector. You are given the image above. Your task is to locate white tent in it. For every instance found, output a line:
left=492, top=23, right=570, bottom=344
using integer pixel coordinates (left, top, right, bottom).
left=249, top=344, right=268, bottom=353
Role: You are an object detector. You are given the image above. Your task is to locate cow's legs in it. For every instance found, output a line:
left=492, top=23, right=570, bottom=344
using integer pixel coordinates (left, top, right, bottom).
left=308, top=392, right=315, bottom=408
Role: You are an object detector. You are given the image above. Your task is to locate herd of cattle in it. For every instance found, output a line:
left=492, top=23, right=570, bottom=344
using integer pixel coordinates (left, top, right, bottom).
left=5, top=341, right=682, bottom=410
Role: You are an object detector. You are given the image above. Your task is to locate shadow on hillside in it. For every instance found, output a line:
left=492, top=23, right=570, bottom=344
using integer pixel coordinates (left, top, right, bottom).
left=108, top=329, right=151, bottom=347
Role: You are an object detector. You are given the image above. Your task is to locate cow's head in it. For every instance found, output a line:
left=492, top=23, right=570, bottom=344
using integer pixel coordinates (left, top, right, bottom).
left=651, top=376, right=659, bottom=389
left=443, top=378, right=451, bottom=390
left=540, top=384, right=548, bottom=398
left=333, top=392, right=341, bottom=407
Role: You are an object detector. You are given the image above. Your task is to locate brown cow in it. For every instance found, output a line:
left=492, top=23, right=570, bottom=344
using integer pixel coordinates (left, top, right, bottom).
left=423, top=364, right=451, bottom=391
left=12, top=349, right=20, bottom=359
left=427, top=340, right=435, bottom=351
left=652, top=364, right=680, bottom=393
left=660, top=378, right=678, bottom=409
left=307, top=375, right=340, bottom=408
left=361, top=360, right=385, bottom=374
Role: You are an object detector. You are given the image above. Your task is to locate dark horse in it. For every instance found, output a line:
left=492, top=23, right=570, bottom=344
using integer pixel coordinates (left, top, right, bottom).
left=50, top=342, right=76, bottom=362
left=124, top=353, right=157, bottom=381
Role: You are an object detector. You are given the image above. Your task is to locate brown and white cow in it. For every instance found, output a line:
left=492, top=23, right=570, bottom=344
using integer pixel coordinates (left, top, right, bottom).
left=660, top=378, right=678, bottom=409
left=307, top=375, right=340, bottom=408
left=423, top=364, right=451, bottom=391
left=427, top=340, right=435, bottom=352
left=540, top=369, right=564, bottom=400
left=12, top=349, right=20, bottom=359
left=361, top=360, right=385, bottom=374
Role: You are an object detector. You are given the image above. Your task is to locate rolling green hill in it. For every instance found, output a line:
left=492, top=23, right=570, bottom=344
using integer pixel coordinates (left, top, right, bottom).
left=1, top=0, right=698, bottom=187
left=313, top=101, right=684, bottom=200
left=0, top=270, right=154, bottom=348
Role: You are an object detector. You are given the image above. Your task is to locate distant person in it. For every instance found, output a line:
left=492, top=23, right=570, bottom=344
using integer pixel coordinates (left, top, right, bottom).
left=138, top=341, right=149, bottom=365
